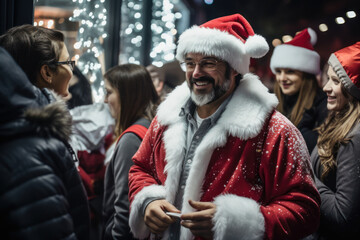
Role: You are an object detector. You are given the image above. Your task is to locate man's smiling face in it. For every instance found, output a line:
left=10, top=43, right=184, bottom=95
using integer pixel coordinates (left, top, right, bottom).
left=184, top=53, right=231, bottom=106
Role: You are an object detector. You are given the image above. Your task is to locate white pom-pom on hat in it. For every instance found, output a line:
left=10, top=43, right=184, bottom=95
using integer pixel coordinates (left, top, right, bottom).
left=307, top=27, right=317, bottom=46
left=245, top=34, right=269, bottom=58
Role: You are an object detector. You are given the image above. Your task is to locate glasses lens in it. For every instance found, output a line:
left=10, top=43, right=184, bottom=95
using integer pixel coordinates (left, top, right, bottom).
left=180, top=59, right=219, bottom=72
left=200, top=59, right=217, bottom=70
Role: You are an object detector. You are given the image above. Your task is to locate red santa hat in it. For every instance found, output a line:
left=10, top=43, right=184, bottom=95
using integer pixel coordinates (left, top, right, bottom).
left=175, top=13, right=269, bottom=75
left=328, top=42, right=360, bottom=100
left=270, top=28, right=320, bottom=75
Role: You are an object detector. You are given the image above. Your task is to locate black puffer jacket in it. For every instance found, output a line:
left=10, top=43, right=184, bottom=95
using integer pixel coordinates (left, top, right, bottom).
left=0, top=48, right=90, bottom=240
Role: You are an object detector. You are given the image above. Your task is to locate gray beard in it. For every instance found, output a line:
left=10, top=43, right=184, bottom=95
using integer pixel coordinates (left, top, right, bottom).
left=190, top=79, right=231, bottom=106
left=190, top=90, right=215, bottom=106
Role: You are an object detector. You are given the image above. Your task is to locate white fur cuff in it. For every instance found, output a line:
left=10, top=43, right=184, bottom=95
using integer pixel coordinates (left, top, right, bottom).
left=129, top=184, right=166, bottom=239
left=212, top=194, right=265, bottom=240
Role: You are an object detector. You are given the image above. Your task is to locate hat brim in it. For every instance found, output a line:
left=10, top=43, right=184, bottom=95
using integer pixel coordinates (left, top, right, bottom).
left=270, top=44, right=320, bottom=75
left=176, top=26, right=249, bottom=74
left=329, top=54, right=360, bottom=100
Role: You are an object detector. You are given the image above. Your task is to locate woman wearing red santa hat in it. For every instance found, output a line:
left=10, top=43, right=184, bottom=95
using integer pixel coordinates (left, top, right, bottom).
left=309, top=42, right=360, bottom=240
left=270, top=28, right=328, bottom=154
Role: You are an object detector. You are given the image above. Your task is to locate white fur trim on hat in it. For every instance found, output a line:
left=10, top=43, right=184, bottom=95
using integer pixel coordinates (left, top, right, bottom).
left=270, top=44, right=320, bottom=75
left=212, top=194, right=265, bottom=240
left=329, top=53, right=360, bottom=100
left=176, top=26, right=268, bottom=75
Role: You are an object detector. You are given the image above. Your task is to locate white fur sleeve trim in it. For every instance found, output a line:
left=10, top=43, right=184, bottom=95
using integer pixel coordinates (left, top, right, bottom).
left=213, top=194, right=265, bottom=240
left=129, top=184, right=166, bottom=239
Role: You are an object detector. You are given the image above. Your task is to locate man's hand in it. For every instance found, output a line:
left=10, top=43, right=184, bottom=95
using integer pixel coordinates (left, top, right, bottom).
left=144, top=199, right=180, bottom=235
left=181, top=200, right=216, bottom=240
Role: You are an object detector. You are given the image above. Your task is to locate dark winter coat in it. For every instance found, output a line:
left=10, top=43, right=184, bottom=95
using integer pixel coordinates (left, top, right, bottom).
left=310, top=123, right=360, bottom=239
left=284, top=89, right=327, bottom=153
left=0, top=47, right=90, bottom=240
left=102, top=118, right=150, bottom=240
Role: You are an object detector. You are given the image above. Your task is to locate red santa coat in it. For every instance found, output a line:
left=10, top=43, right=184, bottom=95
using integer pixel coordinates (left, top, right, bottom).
left=128, top=74, right=320, bottom=240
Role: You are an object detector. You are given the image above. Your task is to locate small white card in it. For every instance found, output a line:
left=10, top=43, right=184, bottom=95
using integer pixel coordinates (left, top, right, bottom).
left=165, top=212, right=182, bottom=218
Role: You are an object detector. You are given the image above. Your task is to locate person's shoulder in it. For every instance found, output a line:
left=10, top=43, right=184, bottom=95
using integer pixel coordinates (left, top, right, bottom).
left=31, top=135, right=71, bottom=156
left=337, top=123, right=360, bottom=159
left=1, top=133, right=63, bottom=152
left=347, top=122, right=360, bottom=139
left=266, top=111, right=309, bottom=157
left=118, top=131, right=143, bottom=145
left=268, top=110, right=301, bottom=135
left=116, top=120, right=150, bottom=149
left=2, top=135, right=72, bottom=165
left=0, top=136, right=71, bottom=189
left=269, top=110, right=293, bottom=127
left=133, top=117, right=151, bottom=128
left=25, top=133, right=72, bottom=158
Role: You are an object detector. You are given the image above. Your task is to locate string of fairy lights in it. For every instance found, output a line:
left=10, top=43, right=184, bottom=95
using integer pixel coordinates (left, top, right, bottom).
left=119, top=0, right=182, bottom=68
left=69, top=0, right=107, bottom=102
left=33, top=1, right=358, bottom=102
left=69, top=0, right=183, bottom=102
left=118, top=0, right=145, bottom=65
left=149, top=0, right=181, bottom=67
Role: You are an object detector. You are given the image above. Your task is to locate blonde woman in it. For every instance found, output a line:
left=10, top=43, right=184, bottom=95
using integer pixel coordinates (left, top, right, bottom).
left=310, top=42, right=360, bottom=239
left=270, top=28, right=328, bottom=153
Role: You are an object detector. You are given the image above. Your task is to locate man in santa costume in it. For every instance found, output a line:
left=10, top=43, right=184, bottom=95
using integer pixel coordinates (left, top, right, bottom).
left=128, top=14, right=320, bottom=240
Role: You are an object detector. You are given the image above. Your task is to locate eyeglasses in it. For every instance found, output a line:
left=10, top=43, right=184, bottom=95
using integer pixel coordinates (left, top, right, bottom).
left=54, top=60, right=75, bottom=71
left=180, top=58, right=223, bottom=72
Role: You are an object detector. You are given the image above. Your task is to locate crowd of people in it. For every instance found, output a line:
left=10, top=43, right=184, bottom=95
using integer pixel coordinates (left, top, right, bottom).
left=0, top=12, right=359, bottom=240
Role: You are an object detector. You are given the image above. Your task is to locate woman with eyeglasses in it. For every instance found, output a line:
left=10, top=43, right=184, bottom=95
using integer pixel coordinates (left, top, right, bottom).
left=0, top=24, right=75, bottom=97
left=0, top=25, right=90, bottom=239
left=270, top=28, right=328, bottom=154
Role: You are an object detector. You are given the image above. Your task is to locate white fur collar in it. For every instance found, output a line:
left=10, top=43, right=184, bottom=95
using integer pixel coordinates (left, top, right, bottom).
left=130, top=73, right=278, bottom=240
left=156, top=73, right=278, bottom=239
left=157, top=73, right=278, bottom=139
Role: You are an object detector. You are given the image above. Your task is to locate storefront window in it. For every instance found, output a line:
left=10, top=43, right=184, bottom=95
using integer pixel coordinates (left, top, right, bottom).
left=34, top=0, right=190, bottom=101
left=119, top=0, right=190, bottom=66
left=118, top=0, right=146, bottom=65
left=149, top=0, right=190, bottom=67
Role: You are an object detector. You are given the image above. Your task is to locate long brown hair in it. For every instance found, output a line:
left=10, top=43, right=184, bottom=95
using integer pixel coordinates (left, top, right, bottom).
left=275, top=73, right=318, bottom=126
left=104, top=64, right=159, bottom=137
left=317, top=86, right=360, bottom=180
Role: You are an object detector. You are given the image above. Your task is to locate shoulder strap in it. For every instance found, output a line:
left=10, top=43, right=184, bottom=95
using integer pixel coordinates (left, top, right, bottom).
left=116, top=124, right=148, bottom=145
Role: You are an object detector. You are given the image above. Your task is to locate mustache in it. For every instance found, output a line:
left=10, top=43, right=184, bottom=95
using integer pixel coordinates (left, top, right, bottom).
left=191, top=76, right=215, bottom=85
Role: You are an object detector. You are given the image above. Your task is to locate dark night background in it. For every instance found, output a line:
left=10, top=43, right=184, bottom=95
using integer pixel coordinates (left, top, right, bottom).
left=188, top=0, right=359, bottom=67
